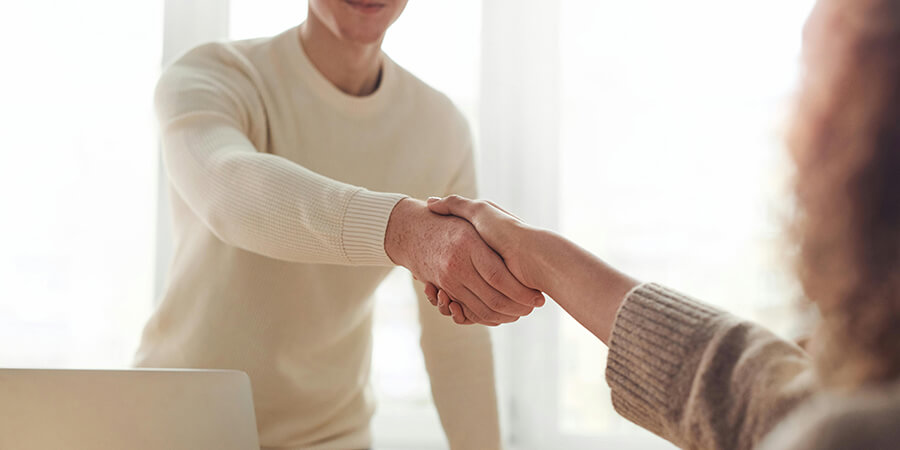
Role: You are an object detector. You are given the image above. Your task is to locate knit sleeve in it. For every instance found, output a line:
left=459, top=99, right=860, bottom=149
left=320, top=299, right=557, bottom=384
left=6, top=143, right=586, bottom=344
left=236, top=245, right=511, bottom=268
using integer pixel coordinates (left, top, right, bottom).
left=605, top=283, right=818, bottom=450
left=155, top=43, right=406, bottom=265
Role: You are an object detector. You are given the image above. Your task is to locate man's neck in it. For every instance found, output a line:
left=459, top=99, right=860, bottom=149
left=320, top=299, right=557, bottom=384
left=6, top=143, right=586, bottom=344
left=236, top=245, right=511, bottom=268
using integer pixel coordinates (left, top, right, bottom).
left=299, top=15, right=384, bottom=97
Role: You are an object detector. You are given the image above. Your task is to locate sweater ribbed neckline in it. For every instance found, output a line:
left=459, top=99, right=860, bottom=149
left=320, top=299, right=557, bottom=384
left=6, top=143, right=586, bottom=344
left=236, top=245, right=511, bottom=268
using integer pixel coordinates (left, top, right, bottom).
left=277, top=25, right=397, bottom=118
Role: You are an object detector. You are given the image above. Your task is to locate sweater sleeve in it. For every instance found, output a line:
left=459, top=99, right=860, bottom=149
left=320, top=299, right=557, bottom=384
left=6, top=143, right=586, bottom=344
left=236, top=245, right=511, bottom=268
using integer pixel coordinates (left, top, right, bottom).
left=156, top=43, right=407, bottom=265
left=605, top=283, right=818, bottom=450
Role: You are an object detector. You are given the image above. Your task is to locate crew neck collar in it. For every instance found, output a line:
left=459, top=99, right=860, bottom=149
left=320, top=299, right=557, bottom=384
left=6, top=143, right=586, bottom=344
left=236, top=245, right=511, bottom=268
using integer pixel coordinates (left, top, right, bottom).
left=279, top=25, right=397, bottom=118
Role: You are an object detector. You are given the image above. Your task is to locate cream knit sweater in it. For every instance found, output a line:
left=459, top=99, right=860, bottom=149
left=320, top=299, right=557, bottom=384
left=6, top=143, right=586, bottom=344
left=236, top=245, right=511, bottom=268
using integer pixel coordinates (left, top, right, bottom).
left=134, top=26, right=500, bottom=450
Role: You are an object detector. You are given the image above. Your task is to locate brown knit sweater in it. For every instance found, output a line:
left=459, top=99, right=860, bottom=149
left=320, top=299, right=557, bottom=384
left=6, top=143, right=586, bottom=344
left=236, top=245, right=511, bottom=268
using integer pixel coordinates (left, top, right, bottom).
left=606, top=283, right=900, bottom=449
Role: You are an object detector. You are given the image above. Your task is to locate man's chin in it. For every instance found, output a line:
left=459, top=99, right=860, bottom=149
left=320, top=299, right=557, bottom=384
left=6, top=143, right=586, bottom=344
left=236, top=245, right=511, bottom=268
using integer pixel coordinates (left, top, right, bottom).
left=336, top=21, right=390, bottom=45
left=343, top=30, right=387, bottom=45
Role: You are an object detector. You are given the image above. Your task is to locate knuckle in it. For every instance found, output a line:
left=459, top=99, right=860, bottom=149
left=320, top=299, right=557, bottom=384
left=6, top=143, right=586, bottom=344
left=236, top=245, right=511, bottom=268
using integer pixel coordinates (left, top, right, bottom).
left=448, top=239, right=467, bottom=257
left=437, top=256, right=458, bottom=277
left=436, top=263, right=450, bottom=279
left=450, top=226, right=475, bottom=246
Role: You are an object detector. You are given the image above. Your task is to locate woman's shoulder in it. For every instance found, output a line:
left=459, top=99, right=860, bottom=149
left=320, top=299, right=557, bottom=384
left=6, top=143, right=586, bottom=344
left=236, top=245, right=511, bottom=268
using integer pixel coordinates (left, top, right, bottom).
left=760, top=381, right=900, bottom=450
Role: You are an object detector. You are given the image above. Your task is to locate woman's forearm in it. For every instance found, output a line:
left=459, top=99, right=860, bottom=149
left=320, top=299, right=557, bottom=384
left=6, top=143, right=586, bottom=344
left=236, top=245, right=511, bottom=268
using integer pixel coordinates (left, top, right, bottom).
left=529, top=230, right=640, bottom=344
left=424, top=195, right=639, bottom=338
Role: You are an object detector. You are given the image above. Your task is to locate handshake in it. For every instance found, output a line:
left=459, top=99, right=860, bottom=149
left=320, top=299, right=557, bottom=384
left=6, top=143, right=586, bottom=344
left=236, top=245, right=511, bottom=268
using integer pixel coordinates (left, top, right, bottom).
left=384, top=195, right=547, bottom=326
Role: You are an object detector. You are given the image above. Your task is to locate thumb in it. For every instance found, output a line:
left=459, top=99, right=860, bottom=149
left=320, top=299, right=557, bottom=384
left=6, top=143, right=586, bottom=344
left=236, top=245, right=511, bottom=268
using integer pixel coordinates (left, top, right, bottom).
left=426, top=196, right=449, bottom=215
left=426, top=195, right=474, bottom=219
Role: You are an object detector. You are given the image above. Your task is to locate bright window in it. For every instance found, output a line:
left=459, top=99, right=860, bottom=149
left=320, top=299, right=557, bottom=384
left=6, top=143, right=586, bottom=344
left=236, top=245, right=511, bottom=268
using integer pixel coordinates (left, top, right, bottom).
left=0, top=1, right=162, bottom=367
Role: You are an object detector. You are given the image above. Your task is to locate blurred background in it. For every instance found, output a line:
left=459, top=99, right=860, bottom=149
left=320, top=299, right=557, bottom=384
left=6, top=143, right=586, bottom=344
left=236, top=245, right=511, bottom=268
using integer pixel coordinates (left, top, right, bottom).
left=0, top=0, right=817, bottom=448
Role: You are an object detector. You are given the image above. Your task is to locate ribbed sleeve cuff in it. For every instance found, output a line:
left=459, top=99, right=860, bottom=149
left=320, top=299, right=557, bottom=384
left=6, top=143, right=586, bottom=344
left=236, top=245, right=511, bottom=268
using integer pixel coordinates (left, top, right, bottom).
left=341, top=189, right=408, bottom=266
left=605, top=283, right=723, bottom=435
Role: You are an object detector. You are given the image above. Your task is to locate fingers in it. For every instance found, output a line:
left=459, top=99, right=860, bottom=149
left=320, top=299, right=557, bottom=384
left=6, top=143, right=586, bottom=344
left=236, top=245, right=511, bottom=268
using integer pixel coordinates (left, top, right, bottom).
left=448, top=301, right=464, bottom=323
left=445, top=297, right=488, bottom=325
left=456, top=302, right=479, bottom=325
left=427, top=284, right=505, bottom=326
left=437, top=289, right=452, bottom=317
left=448, top=301, right=477, bottom=325
left=466, top=267, right=534, bottom=317
left=419, top=210, right=539, bottom=325
left=451, top=284, right=519, bottom=324
left=425, top=243, right=539, bottom=322
left=441, top=291, right=484, bottom=325
left=427, top=195, right=477, bottom=220
left=425, top=284, right=482, bottom=325
left=472, top=248, right=544, bottom=309
left=428, top=195, right=521, bottom=222
left=424, top=282, right=438, bottom=306
left=425, top=259, right=515, bottom=323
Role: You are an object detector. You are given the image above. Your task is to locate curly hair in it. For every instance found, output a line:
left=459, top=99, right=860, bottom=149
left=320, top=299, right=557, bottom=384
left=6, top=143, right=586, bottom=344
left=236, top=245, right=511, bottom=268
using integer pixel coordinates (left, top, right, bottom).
left=789, top=0, right=900, bottom=387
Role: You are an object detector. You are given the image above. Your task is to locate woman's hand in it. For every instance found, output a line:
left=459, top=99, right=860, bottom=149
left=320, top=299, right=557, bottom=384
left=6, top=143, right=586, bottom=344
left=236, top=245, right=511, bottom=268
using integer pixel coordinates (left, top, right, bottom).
left=424, top=195, right=547, bottom=324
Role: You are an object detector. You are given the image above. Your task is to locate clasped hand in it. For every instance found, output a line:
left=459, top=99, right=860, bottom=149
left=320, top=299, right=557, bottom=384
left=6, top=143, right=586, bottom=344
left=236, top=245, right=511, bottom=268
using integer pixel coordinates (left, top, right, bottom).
left=390, top=196, right=545, bottom=326
left=384, top=198, right=544, bottom=326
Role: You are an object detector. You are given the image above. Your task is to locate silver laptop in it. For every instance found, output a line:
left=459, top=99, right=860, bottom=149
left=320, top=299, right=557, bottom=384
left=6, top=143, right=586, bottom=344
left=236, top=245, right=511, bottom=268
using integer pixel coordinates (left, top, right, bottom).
left=0, top=368, right=260, bottom=450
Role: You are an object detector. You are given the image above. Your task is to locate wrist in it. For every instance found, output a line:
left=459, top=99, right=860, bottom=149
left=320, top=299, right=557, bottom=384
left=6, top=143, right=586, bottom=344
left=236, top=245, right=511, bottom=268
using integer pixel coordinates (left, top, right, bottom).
left=537, top=233, right=639, bottom=343
left=529, top=229, right=570, bottom=293
left=384, top=197, right=425, bottom=267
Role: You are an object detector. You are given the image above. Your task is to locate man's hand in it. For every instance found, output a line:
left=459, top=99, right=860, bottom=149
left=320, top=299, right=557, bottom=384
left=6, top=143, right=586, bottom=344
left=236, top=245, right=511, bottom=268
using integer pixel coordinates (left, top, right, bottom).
left=427, top=196, right=545, bottom=288
left=384, top=198, right=544, bottom=325
left=423, top=196, right=548, bottom=325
